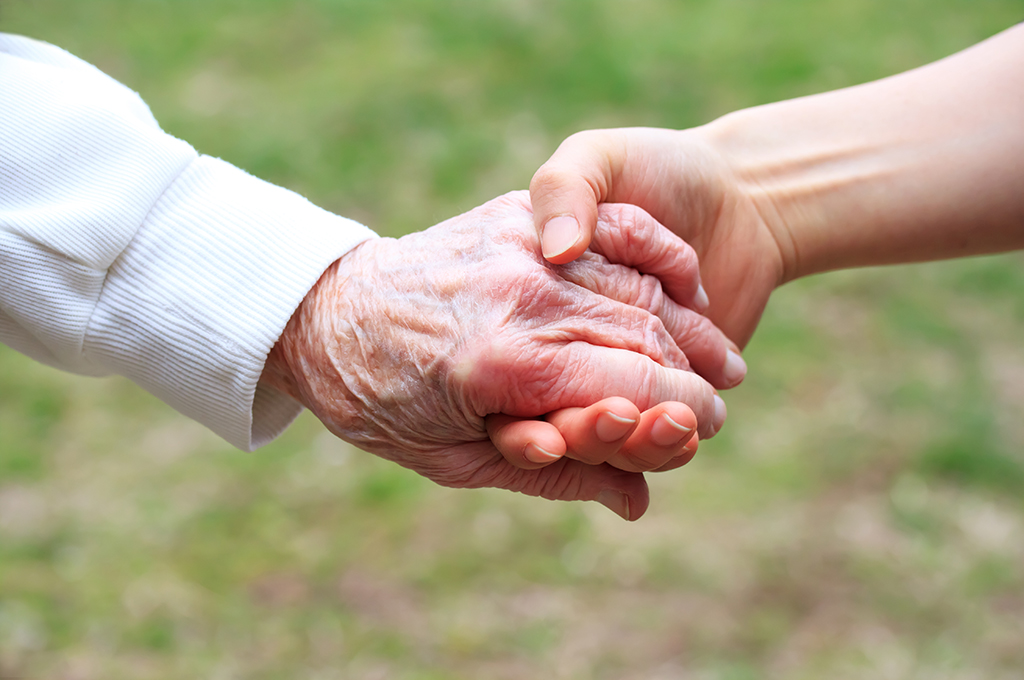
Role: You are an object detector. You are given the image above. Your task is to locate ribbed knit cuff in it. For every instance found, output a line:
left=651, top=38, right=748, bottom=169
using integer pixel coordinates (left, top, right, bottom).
left=84, top=155, right=377, bottom=450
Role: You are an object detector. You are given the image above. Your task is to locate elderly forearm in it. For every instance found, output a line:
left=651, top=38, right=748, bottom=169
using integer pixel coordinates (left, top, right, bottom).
left=0, top=34, right=377, bottom=449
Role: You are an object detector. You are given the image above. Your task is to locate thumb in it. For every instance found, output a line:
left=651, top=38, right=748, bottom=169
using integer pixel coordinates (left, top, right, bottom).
left=530, top=130, right=622, bottom=265
left=501, top=457, right=651, bottom=521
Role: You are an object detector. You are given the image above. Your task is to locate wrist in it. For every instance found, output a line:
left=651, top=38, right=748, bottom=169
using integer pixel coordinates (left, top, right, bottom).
left=260, top=256, right=351, bottom=412
left=261, top=335, right=303, bottom=404
left=700, top=106, right=836, bottom=285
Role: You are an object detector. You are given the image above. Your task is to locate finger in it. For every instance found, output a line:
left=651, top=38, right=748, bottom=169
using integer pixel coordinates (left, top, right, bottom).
left=544, top=397, right=642, bottom=466
left=486, top=414, right=566, bottom=470
left=531, top=131, right=623, bottom=264
left=606, top=402, right=697, bottom=473
left=464, top=339, right=726, bottom=437
left=560, top=255, right=747, bottom=389
left=551, top=287, right=693, bottom=372
left=590, top=203, right=708, bottom=313
left=497, top=456, right=651, bottom=521
left=552, top=343, right=726, bottom=439
left=652, top=431, right=700, bottom=472
left=660, top=305, right=745, bottom=390
left=439, top=441, right=649, bottom=521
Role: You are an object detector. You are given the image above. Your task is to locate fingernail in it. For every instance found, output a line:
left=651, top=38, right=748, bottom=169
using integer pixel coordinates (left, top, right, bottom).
left=541, top=215, right=581, bottom=260
left=596, top=489, right=631, bottom=521
left=650, top=413, right=693, bottom=447
left=713, top=395, right=727, bottom=435
left=525, top=443, right=561, bottom=464
left=723, top=350, right=747, bottom=386
left=693, top=284, right=710, bottom=313
left=682, top=435, right=699, bottom=454
left=595, top=411, right=637, bottom=443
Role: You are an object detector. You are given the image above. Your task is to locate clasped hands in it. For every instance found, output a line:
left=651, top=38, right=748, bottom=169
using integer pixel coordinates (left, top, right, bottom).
left=263, top=128, right=780, bottom=521
left=264, top=25, right=1024, bottom=520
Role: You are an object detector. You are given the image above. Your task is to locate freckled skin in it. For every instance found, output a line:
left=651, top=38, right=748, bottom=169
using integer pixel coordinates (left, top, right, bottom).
left=265, top=191, right=726, bottom=502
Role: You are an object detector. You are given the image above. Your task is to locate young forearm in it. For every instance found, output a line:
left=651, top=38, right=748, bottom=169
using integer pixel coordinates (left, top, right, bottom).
left=705, top=24, right=1024, bottom=283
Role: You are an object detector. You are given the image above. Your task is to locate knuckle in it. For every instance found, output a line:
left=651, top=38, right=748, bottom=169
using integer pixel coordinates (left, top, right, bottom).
left=674, top=308, right=705, bottom=342
left=594, top=204, right=662, bottom=268
left=609, top=309, right=670, bottom=367
left=602, top=202, right=652, bottom=237
left=677, top=236, right=699, bottom=264
left=529, top=166, right=571, bottom=197
left=629, top=356, right=662, bottom=411
left=668, top=240, right=702, bottom=285
left=450, top=334, right=543, bottom=413
left=640, top=314, right=671, bottom=358
left=618, top=206, right=647, bottom=239
left=676, top=312, right=721, bottom=358
left=598, top=206, right=637, bottom=255
left=475, top=257, right=547, bottom=308
left=509, top=266, right=561, bottom=313
left=603, top=202, right=636, bottom=234
left=634, top=273, right=666, bottom=313
left=559, top=254, right=610, bottom=293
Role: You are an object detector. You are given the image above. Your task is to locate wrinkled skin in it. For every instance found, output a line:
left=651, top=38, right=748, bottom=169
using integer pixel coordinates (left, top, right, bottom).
left=264, top=191, right=728, bottom=514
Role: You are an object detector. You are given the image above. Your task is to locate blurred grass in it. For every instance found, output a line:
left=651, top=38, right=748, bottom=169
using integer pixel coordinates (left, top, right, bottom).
left=2, top=0, right=1024, bottom=678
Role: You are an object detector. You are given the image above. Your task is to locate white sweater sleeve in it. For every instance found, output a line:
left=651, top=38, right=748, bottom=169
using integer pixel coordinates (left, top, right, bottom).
left=0, top=34, right=377, bottom=450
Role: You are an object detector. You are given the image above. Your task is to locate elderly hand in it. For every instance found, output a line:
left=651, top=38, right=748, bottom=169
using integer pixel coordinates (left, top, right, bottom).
left=487, top=25, right=1024, bottom=508
left=263, top=191, right=730, bottom=520
left=492, top=129, right=764, bottom=479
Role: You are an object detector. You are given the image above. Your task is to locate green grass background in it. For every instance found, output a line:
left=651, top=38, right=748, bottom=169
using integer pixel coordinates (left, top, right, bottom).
left=2, top=1, right=1024, bottom=678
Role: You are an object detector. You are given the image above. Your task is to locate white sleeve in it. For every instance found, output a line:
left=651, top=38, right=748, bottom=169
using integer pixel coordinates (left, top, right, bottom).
left=0, top=34, right=378, bottom=450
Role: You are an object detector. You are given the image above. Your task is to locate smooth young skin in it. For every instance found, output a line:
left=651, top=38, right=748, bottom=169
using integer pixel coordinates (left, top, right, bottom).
left=487, top=397, right=700, bottom=474
left=263, top=192, right=730, bottom=520
left=531, top=24, right=1024, bottom=347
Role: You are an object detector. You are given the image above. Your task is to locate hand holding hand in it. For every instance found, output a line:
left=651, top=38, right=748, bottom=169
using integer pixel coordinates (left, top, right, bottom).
left=263, top=191, right=729, bottom=519
left=530, top=23, right=1024, bottom=346
left=511, top=24, right=1024, bottom=495
left=530, top=127, right=787, bottom=347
